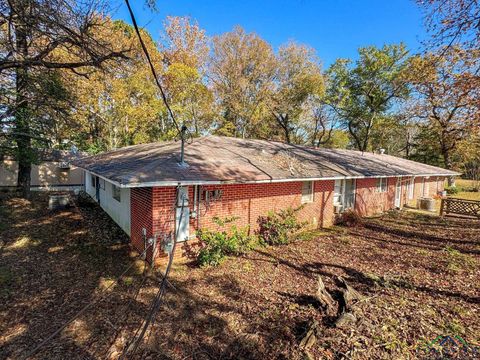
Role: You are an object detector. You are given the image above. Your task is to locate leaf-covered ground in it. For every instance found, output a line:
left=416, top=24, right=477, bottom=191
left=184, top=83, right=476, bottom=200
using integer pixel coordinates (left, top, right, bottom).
left=0, top=193, right=479, bottom=359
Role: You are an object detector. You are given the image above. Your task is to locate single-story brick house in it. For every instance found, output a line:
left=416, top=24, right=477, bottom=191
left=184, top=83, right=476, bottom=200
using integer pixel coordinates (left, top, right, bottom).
left=74, top=136, right=459, bottom=261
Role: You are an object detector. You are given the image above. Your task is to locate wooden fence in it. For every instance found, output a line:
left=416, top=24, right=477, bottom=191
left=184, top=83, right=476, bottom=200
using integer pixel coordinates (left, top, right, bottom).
left=440, top=198, right=480, bottom=219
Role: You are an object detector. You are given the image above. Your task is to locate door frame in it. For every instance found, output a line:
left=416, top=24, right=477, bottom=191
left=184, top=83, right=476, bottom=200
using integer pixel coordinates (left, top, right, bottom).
left=394, top=178, right=402, bottom=208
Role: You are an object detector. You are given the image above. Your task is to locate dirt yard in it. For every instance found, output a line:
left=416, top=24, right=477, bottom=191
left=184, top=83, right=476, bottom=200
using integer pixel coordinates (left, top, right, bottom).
left=1, top=193, right=479, bottom=359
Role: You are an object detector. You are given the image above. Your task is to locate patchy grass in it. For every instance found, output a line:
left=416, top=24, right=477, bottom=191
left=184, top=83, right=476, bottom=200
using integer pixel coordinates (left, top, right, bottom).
left=0, top=193, right=479, bottom=359
left=456, top=178, right=479, bottom=189
left=452, top=191, right=480, bottom=201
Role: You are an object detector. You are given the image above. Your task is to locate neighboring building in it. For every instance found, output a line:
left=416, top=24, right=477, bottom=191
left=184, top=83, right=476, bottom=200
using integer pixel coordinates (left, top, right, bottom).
left=0, top=149, right=84, bottom=191
left=74, top=136, right=458, bottom=261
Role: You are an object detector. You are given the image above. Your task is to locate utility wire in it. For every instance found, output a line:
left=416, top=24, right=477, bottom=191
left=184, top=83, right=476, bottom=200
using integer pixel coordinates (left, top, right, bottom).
left=22, top=242, right=154, bottom=360
left=119, top=188, right=185, bottom=359
left=124, top=0, right=181, bottom=135
left=118, top=189, right=181, bottom=358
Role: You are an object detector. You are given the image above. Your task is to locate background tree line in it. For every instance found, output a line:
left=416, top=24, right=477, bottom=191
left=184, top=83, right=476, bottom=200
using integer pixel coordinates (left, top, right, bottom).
left=1, top=0, right=479, bottom=195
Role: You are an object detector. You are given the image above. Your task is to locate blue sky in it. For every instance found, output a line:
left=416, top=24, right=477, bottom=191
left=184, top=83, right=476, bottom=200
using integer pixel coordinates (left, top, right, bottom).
left=111, top=0, right=428, bottom=67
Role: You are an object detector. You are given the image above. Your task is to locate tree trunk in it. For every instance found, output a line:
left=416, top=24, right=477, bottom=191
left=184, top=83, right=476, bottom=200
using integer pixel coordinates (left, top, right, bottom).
left=13, top=3, right=33, bottom=198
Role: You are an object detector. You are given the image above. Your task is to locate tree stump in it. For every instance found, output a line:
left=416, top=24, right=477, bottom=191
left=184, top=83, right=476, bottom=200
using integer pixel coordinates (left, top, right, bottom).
left=337, top=276, right=363, bottom=311
left=316, top=275, right=336, bottom=316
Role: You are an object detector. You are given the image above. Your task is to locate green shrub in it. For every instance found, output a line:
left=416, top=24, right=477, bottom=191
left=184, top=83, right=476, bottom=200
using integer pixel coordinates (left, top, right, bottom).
left=445, top=185, right=459, bottom=195
left=257, top=207, right=305, bottom=245
left=197, top=217, right=258, bottom=267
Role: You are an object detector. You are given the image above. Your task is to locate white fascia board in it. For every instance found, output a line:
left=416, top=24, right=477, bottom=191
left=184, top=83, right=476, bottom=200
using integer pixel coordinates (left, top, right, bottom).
left=118, top=172, right=460, bottom=188
left=82, top=169, right=124, bottom=188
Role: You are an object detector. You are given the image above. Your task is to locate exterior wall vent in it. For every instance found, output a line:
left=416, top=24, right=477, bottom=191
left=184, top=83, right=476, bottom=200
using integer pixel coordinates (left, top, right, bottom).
left=58, top=161, right=71, bottom=169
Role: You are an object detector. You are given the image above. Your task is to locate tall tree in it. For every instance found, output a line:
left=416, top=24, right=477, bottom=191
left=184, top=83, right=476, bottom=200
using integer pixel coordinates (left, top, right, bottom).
left=408, top=47, right=480, bottom=175
left=66, top=20, right=165, bottom=152
left=0, top=0, right=128, bottom=197
left=324, top=44, right=411, bottom=152
left=160, top=16, right=214, bottom=135
left=209, top=26, right=276, bottom=138
left=159, top=16, right=209, bottom=71
left=417, top=0, right=480, bottom=50
left=454, top=130, right=480, bottom=187
left=269, top=42, right=324, bottom=143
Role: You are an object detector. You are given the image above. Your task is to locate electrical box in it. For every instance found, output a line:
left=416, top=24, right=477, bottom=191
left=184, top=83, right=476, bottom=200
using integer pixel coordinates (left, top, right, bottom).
left=175, top=186, right=189, bottom=242
left=175, top=206, right=190, bottom=242
left=177, top=186, right=189, bottom=207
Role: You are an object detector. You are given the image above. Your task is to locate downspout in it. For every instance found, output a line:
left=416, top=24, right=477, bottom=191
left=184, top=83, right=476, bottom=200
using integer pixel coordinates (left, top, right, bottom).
left=196, top=185, right=201, bottom=231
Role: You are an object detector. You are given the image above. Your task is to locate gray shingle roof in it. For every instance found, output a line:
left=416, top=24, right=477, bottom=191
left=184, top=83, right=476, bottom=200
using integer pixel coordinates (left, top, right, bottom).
left=73, top=136, right=459, bottom=187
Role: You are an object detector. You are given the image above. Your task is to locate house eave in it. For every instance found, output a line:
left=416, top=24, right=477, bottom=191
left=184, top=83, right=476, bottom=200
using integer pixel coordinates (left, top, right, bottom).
left=88, top=172, right=460, bottom=188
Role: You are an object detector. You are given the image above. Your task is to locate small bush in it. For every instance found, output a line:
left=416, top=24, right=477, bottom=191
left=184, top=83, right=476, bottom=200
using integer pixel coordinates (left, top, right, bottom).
left=257, top=207, right=305, bottom=245
left=445, top=186, right=459, bottom=195
left=337, top=209, right=363, bottom=227
left=197, top=217, right=258, bottom=267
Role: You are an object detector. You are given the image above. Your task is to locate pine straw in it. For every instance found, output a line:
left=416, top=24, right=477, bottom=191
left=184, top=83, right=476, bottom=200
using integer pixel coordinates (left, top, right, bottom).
left=0, top=193, right=479, bottom=359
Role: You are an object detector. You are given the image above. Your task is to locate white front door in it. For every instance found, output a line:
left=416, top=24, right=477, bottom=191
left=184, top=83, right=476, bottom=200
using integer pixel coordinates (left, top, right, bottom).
left=395, top=179, right=402, bottom=208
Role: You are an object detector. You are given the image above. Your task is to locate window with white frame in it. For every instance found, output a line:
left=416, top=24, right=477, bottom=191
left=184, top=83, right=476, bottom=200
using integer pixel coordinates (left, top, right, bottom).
left=112, top=184, right=121, bottom=202
left=408, top=177, right=415, bottom=200
left=376, top=178, right=387, bottom=193
left=333, top=180, right=344, bottom=205
left=301, top=181, right=314, bottom=203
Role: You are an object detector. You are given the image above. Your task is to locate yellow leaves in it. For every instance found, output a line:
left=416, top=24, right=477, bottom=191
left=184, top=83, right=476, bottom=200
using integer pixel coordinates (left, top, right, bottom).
left=5, top=236, right=40, bottom=250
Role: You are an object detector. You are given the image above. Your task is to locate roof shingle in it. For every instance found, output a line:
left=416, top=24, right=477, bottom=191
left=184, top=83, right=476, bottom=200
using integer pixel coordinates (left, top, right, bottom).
left=74, top=136, right=459, bottom=187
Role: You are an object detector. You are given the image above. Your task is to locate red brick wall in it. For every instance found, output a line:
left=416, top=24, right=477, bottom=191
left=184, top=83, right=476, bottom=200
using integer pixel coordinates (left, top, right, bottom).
left=130, top=176, right=447, bottom=261
left=190, top=181, right=335, bottom=233
left=130, top=187, right=153, bottom=257
left=407, top=176, right=446, bottom=206
left=354, top=177, right=396, bottom=216
left=130, top=181, right=334, bottom=262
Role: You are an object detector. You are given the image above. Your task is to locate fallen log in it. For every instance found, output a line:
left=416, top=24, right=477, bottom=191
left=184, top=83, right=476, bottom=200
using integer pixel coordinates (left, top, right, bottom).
left=299, top=320, right=320, bottom=350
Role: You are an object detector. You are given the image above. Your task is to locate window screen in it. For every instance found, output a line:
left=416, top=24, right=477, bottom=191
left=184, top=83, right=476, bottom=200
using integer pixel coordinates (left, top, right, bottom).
left=112, top=184, right=121, bottom=202
left=376, top=178, right=387, bottom=193
left=408, top=177, right=415, bottom=199
left=301, top=181, right=314, bottom=203
left=334, top=180, right=344, bottom=205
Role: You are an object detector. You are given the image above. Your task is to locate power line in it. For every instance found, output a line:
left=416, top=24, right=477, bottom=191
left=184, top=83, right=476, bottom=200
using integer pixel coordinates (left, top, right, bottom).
left=119, top=188, right=185, bottom=359
left=22, top=242, right=154, bottom=360
left=124, top=0, right=181, bottom=135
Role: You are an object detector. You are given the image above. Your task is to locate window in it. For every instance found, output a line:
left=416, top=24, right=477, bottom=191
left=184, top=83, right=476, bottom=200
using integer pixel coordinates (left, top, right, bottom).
left=408, top=177, right=415, bottom=200
left=376, top=178, right=387, bottom=193
left=422, top=177, right=430, bottom=197
left=333, top=180, right=344, bottom=205
left=112, top=184, right=121, bottom=202
left=333, top=179, right=356, bottom=211
left=301, top=181, right=314, bottom=203
left=91, top=174, right=97, bottom=188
